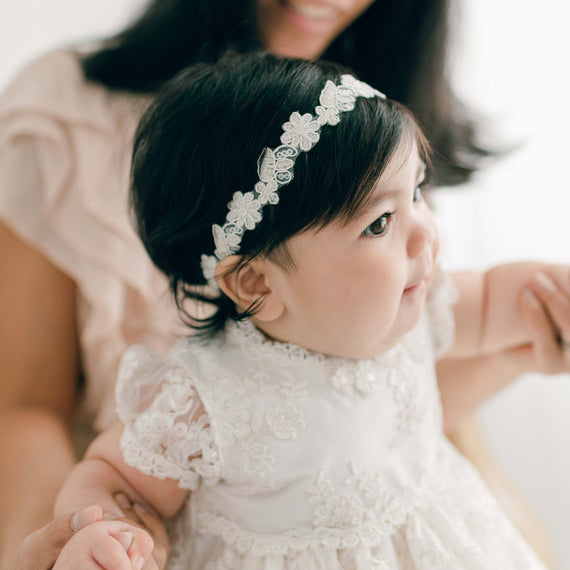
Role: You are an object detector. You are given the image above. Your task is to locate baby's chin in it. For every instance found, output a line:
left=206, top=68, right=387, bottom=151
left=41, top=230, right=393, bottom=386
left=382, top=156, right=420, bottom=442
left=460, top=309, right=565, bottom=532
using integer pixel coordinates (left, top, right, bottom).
left=252, top=305, right=426, bottom=360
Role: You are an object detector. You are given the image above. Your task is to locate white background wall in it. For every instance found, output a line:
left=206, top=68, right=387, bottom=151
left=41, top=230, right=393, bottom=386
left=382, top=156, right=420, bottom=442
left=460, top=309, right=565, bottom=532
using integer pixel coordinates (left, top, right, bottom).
left=436, top=1, right=570, bottom=566
left=1, top=0, right=569, bottom=566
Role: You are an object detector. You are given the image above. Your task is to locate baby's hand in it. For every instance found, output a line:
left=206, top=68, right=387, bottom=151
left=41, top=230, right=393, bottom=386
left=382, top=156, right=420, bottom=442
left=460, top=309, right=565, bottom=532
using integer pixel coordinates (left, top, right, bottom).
left=52, top=518, right=154, bottom=570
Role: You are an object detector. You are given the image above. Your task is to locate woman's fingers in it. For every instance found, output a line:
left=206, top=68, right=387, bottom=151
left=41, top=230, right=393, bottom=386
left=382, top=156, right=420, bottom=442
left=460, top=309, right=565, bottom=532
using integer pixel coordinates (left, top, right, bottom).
left=95, top=523, right=154, bottom=570
left=17, top=505, right=102, bottom=570
left=53, top=520, right=153, bottom=570
left=114, top=492, right=143, bottom=524
left=112, top=493, right=170, bottom=570
left=132, top=504, right=170, bottom=570
left=530, top=270, right=570, bottom=342
left=519, top=267, right=570, bottom=374
left=520, top=289, right=559, bottom=370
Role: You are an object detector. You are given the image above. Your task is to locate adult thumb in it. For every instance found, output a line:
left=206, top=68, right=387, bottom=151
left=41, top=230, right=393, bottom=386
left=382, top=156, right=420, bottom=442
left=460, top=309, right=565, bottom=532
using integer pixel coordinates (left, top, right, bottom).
left=17, top=505, right=102, bottom=570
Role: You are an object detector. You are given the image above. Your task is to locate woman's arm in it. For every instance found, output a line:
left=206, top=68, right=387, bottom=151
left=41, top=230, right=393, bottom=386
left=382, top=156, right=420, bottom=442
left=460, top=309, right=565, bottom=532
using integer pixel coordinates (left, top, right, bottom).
left=0, top=222, right=79, bottom=568
left=448, top=262, right=570, bottom=357
left=0, top=223, right=172, bottom=570
left=437, top=352, right=526, bottom=433
left=438, top=263, right=570, bottom=432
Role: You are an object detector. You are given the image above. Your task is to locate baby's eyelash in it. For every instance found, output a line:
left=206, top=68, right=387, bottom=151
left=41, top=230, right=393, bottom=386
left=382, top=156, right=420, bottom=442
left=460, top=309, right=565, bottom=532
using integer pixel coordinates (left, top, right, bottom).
left=362, top=211, right=395, bottom=238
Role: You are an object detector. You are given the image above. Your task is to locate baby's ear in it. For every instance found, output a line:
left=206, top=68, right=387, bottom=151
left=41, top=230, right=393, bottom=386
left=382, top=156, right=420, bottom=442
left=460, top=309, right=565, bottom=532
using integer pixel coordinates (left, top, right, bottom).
left=216, top=256, right=284, bottom=322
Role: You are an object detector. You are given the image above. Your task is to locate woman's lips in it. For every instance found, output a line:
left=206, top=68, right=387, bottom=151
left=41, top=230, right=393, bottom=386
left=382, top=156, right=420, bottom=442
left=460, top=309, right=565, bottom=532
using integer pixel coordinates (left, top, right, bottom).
left=277, top=0, right=341, bottom=33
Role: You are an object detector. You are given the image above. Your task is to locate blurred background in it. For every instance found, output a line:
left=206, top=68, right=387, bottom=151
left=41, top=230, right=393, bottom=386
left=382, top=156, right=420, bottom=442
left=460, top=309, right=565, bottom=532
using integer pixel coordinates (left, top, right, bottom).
left=1, top=0, right=569, bottom=566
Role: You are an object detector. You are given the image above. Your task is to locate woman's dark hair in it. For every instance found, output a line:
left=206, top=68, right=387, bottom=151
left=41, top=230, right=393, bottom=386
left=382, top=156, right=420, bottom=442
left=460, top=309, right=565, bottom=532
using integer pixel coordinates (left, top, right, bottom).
left=131, top=53, right=429, bottom=337
left=80, top=0, right=487, bottom=186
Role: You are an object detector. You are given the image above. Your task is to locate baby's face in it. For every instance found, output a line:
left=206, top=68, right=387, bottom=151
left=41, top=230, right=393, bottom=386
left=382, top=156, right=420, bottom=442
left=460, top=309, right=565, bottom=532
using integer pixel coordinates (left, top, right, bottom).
left=255, top=142, right=439, bottom=359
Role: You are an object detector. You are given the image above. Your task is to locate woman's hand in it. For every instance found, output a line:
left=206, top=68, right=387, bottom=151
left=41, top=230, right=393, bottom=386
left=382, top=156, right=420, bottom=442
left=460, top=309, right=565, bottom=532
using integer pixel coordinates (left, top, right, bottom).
left=15, top=496, right=170, bottom=570
left=517, top=266, right=570, bottom=374
left=111, top=494, right=171, bottom=570
left=15, top=506, right=102, bottom=570
left=52, top=518, right=154, bottom=570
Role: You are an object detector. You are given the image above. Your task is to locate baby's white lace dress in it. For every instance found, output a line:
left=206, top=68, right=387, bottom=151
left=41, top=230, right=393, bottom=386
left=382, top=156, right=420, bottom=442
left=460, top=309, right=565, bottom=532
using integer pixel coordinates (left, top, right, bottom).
left=115, top=274, right=547, bottom=569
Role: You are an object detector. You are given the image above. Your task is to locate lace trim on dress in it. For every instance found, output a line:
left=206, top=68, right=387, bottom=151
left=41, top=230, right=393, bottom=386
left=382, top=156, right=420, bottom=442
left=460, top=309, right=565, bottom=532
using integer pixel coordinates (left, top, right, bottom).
left=116, top=345, right=222, bottom=490
left=426, top=270, right=458, bottom=359
left=227, top=319, right=332, bottom=366
left=181, top=365, right=308, bottom=492
left=190, top=459, right=448, bottom=558
left=194, top=485, right=436, bottom=557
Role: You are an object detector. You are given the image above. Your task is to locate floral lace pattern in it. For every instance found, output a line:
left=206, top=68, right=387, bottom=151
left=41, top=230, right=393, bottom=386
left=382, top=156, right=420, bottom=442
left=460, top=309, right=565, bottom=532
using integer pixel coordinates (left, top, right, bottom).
left=280, top=111, right=320, bottom=151
left=116, top=274, right=545, bottom=570
left=308, top=462, right=430, bottom=531
left=330, top=359, right=388, bottom=396
left=227, top=319, right=331, bottom=366
left=426, top=270, right=459, bottom=358
left=116, top=345, right=221, bottom=490
left=190, top=364, right=308, bottom=491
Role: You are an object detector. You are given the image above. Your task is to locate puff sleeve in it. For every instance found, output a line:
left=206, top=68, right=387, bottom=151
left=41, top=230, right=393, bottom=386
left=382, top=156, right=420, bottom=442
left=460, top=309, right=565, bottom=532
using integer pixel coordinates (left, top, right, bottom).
left=0, top=51, right=180, bottom=430
left=116, top=345, right=221, bottom=491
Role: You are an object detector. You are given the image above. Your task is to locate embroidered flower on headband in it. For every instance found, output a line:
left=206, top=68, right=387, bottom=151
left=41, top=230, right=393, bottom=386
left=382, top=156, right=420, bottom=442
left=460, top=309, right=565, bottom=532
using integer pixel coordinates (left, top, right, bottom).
left=281, top=112, right=321, bottom=151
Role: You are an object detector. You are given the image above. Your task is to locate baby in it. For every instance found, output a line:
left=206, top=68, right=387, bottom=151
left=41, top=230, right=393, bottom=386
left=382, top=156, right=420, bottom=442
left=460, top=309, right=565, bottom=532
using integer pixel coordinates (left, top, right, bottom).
left=53, top=53, right=565, bottom=569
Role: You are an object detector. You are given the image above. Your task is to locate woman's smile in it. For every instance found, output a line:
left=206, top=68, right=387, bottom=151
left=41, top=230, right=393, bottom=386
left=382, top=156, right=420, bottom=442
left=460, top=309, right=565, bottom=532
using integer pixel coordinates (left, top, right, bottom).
left=258, top=0, right=375, bottom=59
left=277, top=0, right=343, bottom=33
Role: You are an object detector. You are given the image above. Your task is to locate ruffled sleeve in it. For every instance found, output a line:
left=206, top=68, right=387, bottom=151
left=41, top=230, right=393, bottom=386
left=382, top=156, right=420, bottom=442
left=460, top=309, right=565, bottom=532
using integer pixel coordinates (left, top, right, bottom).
left=116, top=345, right=221, bottom=490
left=425, top=268, right=458, bottom=359
left=0, top=51, right=182, bottom=430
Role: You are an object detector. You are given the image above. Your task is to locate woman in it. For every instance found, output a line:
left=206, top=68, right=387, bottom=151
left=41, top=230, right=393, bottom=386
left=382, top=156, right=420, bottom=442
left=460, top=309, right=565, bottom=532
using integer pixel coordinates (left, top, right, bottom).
left=1, top=1, right=567, bottom=568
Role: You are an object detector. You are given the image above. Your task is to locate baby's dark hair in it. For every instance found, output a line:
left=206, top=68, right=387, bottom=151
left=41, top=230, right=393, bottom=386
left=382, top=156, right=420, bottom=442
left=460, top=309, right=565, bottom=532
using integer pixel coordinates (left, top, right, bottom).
left=130, top=52, right=430, bottom=337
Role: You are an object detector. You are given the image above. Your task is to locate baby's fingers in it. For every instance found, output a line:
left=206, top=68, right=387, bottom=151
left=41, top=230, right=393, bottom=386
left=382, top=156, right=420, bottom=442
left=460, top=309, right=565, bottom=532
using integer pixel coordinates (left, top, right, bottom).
left=520, top=289, right=559, bottom=367
left=520, top=288, right=569, bottom=375
left=90, top=529, right=136, bottom=569
left=54, top=521, right=154, bottom=570
left=52, top=527, right=131, bottom=570
left=109, top=524, right=155, bottom=570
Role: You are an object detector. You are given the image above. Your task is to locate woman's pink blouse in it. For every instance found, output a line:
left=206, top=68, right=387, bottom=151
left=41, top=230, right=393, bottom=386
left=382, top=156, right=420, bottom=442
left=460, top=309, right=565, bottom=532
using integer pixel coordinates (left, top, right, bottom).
left=0, top=50, right=183, bottom=430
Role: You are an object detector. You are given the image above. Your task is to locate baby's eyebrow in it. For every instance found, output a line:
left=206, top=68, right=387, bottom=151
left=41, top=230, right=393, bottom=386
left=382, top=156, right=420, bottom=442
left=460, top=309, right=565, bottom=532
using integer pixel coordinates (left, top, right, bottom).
left=367, top=188, right=400, bottom=207
left=341, top=162, right=427, bottom=226
left=367, top=162, right=427, bottom=207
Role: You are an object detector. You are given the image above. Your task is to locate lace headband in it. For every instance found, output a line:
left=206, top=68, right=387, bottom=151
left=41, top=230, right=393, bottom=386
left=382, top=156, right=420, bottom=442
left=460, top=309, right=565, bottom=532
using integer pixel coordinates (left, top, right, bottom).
left=200, top=74, right=386, bottom=290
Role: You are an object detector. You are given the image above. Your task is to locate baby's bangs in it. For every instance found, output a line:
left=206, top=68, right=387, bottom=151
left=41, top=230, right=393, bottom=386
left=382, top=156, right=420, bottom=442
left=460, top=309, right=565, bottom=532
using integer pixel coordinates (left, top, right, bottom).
left=338, top=99, right=432, bottom=226
left=232, top=74, right=430, bottom=272
left=314, top=96, right=412, bottom=227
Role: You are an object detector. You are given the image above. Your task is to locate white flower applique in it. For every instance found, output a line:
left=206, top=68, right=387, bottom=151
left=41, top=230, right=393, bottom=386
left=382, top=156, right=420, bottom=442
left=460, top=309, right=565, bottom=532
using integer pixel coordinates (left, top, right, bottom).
left=387, top=347, right=424, bottom=447
left=315, top=80, right=357, bottom=126
left=266, top=401, right=305, bottom=440
left=200, top=254, right=219, bottom=289
left=212, top=223, right=241, bottom=259
left=280, top=111, right=321, bottom=151
left=341, top=74, right=386, bottom=99
left=331, top=359, right=387, bottom=396
left=208, top=368, right=308, bottom=489
left=226, top=191, right=262, bottom=230
left=307, top=462, right=421, bottom=532
left=254, top=145, right=298, bottom=204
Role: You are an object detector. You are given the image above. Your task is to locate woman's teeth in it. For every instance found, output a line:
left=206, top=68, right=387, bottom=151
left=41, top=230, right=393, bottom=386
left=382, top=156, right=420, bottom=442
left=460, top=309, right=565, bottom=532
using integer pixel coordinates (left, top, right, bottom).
left=287, top=1, right=337, bottom=20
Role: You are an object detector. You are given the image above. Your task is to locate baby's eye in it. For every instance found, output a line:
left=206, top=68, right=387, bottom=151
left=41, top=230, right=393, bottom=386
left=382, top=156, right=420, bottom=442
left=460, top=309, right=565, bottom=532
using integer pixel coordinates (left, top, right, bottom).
left=362, top=212, right=393, bottom=237
left=413, top=185, right=423, bottom=203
